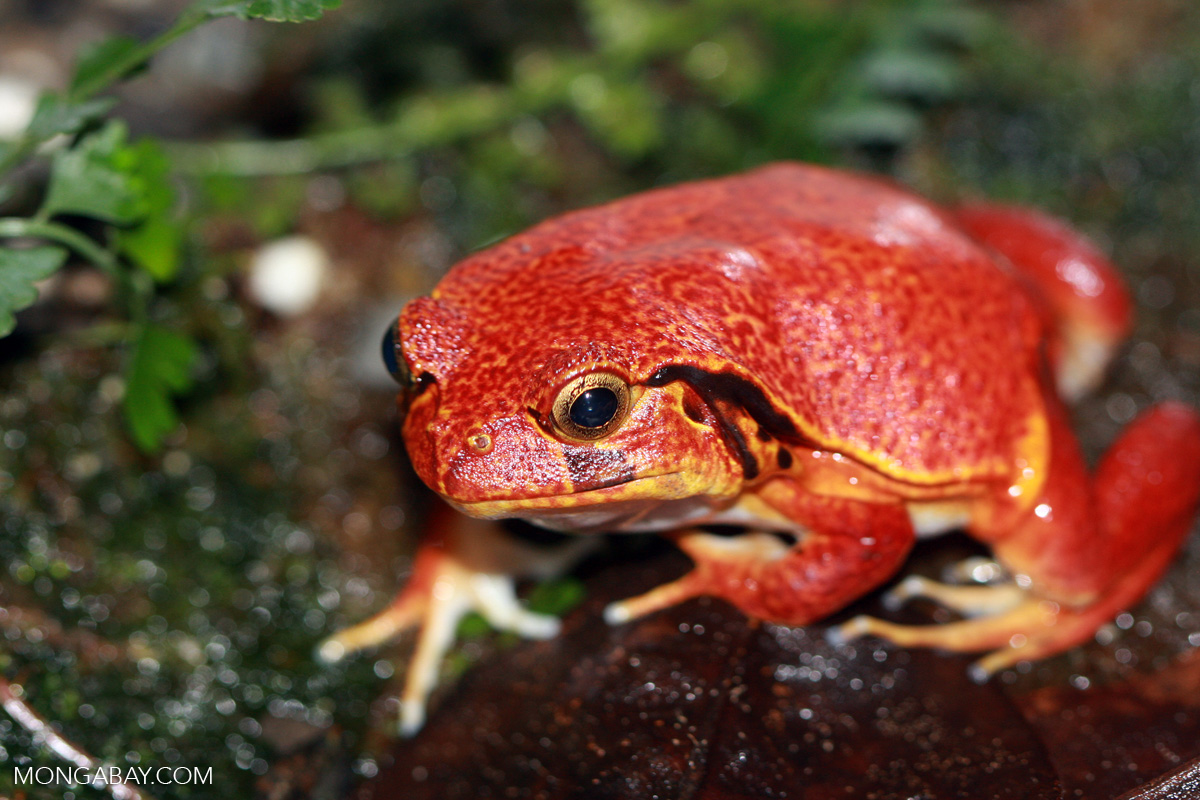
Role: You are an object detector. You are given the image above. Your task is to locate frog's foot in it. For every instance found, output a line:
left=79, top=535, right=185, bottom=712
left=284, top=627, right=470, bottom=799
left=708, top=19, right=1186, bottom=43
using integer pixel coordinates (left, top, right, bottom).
left=608, top=500, right=915, bottom=626
left=833, top=537, right=1181, bottom=679
left=603, top=532, right=789, bottom=624
left=832, top=595, right=1104, bottom=680
left=882, top=574, right=1025, bottom=616
left=319, top=553, right=559, bottom=735
left=319, top=515, right=586, bottom=735
left=831, top=596, right=1054, bottom=679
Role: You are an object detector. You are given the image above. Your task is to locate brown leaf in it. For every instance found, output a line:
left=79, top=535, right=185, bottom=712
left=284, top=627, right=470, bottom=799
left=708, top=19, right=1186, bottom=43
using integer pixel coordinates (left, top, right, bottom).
left=355, top=549, right=1062, bottom=799
left=1116, top=755, right=1200, bottom=800
left=1017, top=649, right=1200, bottom=799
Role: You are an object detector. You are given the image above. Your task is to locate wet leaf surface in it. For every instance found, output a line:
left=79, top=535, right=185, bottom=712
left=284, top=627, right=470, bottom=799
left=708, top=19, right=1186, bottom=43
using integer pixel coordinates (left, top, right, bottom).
left=355, top=550, right=1095, bottom=800
left=1017, top=649, right=1200, bottom=799
left=1117, top=756, right=1200, bottom=800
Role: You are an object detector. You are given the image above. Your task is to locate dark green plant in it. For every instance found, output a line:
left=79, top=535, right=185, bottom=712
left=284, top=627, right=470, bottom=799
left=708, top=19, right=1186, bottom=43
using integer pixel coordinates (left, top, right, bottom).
left=0, top=0, right=340, bottom=452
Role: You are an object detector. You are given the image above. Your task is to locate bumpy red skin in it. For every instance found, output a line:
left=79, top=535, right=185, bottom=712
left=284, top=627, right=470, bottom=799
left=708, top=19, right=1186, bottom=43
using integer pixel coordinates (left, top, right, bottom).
left=395, top=162, right=1200, bottom=646
left=403, top=164, right=1045, bottom=492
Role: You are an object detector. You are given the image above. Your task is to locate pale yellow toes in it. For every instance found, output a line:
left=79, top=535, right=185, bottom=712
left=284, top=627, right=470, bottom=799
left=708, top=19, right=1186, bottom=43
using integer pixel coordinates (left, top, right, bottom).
left=317, top=600, right=424, bottom=664
left=320, top=556, right=563, bottom=736
left=883, top=575, right=1026, bottom=617
left=604, top=573, right=702, bottom=625
left=828, top=596, right=1069, bottom=680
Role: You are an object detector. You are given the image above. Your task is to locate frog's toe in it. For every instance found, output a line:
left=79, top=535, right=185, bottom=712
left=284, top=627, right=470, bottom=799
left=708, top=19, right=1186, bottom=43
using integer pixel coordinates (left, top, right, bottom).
left=828, top=597, right=1055, bottom=656
left=941, top=556, right=1009, bottom=585
left=392, top=569, right=563, bottom=736
left=397, top=575, right=475, bottom=737
left=467, top=572, right=561, bottom=639
left=881, top=576, right=929, bottom=611
left=882, top=575, right=1026, bottom=617
left=824, top=614, right=872, bottom=647
left=604, top=572, right=705, bottom=625
left=316, top=585, right=428, bottom=664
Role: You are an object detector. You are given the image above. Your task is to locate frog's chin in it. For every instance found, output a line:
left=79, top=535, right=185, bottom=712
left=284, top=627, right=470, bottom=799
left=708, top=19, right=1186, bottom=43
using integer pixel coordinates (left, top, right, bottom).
left=448, top=474, right=734, bottom=534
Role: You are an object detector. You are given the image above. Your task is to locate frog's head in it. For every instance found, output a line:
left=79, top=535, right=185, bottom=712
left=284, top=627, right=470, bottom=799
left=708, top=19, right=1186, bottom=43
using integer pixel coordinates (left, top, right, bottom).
left=383, top=234, right=782, bottom=532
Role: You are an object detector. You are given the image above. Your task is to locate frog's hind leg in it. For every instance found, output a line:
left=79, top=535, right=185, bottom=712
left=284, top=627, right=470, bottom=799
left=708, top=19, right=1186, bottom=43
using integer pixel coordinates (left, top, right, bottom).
left=838, top=538, right=1182, bottom=679
left=954, top=204, right=1131, bottom=401
left=834, top=400, right=1200, bottom=677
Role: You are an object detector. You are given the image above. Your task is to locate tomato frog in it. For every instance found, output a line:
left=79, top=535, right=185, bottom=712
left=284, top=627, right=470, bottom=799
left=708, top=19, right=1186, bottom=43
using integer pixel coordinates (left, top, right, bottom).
left=320, top=163, right=1200, bottom=735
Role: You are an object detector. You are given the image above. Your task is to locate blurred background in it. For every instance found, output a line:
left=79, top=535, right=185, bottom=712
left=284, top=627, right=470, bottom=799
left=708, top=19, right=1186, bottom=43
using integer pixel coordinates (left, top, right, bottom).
left=1, top=0, right=1199, bottom=797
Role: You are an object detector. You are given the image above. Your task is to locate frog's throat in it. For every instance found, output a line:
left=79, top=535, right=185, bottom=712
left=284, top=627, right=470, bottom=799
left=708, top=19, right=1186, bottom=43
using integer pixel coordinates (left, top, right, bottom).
left=448, top=472, right=726, bottom=526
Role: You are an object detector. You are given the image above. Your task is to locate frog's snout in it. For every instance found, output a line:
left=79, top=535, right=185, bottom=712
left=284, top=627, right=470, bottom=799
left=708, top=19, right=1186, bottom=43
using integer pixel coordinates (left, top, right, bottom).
left=425, top=415, right=573, bottom=505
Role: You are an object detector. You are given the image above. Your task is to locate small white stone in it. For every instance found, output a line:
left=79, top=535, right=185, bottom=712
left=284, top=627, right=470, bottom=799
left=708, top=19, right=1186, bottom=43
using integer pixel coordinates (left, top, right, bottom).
left=0, top=75, right=39, bottom=139
left=247, top=235, right=329, bottom=316
left=314, top=638, right=345, bottom=665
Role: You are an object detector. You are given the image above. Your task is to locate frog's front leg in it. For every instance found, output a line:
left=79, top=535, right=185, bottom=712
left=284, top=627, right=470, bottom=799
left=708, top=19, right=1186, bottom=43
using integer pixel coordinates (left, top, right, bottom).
left=606, top=494, right=916, bottom=626
left=319, top=504, right=587, bottom=734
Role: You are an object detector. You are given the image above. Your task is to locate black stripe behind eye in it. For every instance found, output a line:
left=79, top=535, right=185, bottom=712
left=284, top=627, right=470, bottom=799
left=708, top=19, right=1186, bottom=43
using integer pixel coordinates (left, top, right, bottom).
left=647, top=365, right=801, bottom=439
left=646, top=365, right=807, bottom=480
left=715, top=408, right=759, bottom=479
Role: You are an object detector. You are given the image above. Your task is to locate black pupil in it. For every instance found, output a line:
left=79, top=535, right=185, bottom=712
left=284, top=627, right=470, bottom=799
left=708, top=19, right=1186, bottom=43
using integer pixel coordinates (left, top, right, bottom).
left=569, top=387, right=619, bottom=429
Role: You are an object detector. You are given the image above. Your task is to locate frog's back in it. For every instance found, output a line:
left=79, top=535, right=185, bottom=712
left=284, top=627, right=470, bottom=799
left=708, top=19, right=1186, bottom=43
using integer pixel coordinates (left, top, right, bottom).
left=434, top=163, right=1044, bottom=485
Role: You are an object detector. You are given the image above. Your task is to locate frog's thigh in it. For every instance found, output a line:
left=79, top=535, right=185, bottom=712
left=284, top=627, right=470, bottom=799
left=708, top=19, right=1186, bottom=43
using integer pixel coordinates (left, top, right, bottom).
left=953, top=203, right=1131, bottom=401
left=606, top=494, right=915, bottom=626
left=984, top=396, right=1200, bottom=605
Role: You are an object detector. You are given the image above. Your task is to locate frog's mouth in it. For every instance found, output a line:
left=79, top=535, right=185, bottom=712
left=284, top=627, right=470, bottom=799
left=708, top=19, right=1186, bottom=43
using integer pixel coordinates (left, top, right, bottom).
left=450, top=473, right=728, bottom=533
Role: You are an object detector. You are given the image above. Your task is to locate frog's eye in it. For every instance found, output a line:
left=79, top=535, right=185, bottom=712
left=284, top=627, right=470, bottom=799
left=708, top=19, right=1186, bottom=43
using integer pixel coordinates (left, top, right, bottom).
left=381, top=319, right=411, bottom=386
left=551, top=372, right=631, bottom=441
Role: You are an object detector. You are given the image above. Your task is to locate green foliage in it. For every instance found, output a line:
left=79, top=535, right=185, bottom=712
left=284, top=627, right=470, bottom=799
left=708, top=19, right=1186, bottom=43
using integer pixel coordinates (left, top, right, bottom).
left=526, top=578, right=586, bottom=616
left=69, top=36, right=143, bottom=95
left=172, top=0, right=984, bottom=191
left=203, top=0, right=342, bottom=22
left=42, top=122, right=150, bottom=224
left=0, top=0, right=340, bottom=457
left=123, top=324, right=199, bottom=452
left=815, top=103, right=923, bottom=149
left=0, top=246, right=67, bottom=336
left=117, top=140, right=182, bottom=282
left=27, top=94, right=116, bottom=141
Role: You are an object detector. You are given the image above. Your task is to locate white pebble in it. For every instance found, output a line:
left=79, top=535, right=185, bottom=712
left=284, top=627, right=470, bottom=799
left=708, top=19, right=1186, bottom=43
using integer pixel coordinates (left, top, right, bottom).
left=247, top=235, right=329, bottom=316
left=0, top=75, right=39, bottom=139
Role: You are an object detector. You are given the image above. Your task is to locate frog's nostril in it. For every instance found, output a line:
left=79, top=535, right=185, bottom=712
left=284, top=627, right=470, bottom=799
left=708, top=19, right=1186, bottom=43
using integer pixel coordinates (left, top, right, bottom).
left=468, top=432, right=493, bottom=455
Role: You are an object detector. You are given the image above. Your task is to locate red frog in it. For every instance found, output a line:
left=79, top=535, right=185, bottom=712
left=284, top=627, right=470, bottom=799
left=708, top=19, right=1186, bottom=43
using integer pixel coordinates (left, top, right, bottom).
left=321, top=163, right=1200, bottom=734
